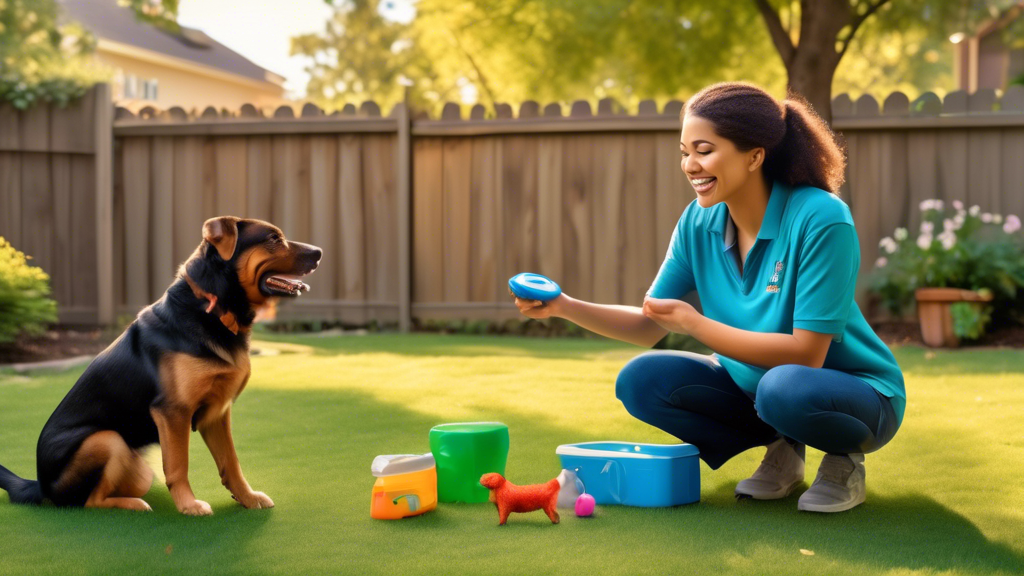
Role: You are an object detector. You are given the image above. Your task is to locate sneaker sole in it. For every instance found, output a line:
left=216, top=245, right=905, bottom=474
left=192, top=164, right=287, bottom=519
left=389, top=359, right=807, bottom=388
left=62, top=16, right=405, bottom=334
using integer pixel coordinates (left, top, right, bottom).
left=735, top=478, right=804, bottom=500
left=797, top=491, right=866, bottom=513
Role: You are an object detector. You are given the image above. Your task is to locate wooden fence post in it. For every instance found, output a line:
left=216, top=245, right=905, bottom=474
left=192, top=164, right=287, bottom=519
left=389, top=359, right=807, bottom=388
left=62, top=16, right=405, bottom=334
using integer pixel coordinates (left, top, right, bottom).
left=94, top=83, right=115, bottom=326
left=396, top=89, right=412, bottom=332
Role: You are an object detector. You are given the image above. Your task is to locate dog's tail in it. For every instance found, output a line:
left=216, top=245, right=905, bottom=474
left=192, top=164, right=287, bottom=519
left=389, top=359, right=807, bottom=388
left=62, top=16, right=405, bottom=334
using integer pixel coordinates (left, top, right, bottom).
left=0, top=463, right=44, bottom=505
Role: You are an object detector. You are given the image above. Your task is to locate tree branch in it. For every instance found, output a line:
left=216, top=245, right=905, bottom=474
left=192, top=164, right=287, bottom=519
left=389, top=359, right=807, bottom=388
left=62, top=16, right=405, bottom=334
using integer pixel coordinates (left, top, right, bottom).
left=446, top=26, right=499, bottom=108
left=836, top=0, right=892, bottom=60
left=753, top=0, right=795, bottom=65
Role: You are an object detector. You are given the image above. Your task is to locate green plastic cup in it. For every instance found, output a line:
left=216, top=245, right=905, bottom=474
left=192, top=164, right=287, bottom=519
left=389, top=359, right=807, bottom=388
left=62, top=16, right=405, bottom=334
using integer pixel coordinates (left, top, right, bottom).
left=429, top=422, right=510, bottom=503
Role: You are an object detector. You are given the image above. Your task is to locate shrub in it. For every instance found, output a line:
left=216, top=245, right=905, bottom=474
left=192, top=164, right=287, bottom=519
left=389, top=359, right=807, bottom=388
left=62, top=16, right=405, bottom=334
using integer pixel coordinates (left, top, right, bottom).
left=0, top=237, right=58, bottom=344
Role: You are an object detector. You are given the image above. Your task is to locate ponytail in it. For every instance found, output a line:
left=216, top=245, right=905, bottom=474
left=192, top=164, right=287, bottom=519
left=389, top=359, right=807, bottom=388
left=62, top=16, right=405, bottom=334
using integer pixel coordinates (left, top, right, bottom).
left=684, top=83, right=847, bottom=195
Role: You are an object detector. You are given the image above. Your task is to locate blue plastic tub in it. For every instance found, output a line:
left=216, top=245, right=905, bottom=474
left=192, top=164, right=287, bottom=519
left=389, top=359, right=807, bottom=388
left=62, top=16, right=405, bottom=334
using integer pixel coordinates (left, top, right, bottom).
left=555, top=442, right=700, bottom=507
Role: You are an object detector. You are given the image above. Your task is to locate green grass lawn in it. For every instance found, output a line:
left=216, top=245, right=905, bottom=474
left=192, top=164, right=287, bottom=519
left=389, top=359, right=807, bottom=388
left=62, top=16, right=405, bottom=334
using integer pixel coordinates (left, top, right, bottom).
left=1, top=333, right=1023, bottom=576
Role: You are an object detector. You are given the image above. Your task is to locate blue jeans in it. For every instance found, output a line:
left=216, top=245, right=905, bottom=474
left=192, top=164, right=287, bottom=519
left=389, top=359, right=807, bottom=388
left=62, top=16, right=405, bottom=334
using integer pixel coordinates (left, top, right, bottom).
left=615, top=351, right=900, bottom=470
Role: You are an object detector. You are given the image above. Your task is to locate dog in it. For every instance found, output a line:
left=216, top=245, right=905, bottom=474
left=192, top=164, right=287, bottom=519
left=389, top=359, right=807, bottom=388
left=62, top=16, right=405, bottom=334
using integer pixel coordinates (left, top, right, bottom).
left=479, top=471, right=568, bottom=525
left=0, top=217, right=320, bottom=515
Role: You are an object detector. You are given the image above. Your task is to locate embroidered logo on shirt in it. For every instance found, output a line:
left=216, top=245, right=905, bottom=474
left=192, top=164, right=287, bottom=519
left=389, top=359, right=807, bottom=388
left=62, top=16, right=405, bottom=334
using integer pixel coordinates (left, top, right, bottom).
left=766, top=261, right=784, bottom=293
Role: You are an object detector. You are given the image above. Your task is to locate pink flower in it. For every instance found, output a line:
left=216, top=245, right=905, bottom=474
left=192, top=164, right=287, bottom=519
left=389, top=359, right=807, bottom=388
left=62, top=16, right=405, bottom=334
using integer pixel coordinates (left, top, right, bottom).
left=939, top=231, right=956, bottom=250
left=981, top=213, right=993, bottom=223
left=953, top=200, right=964, bottom=211
left=875, top=257, right=888, bottom=268
left=1005, top=215, right=1021, bottom=234
left=920, top=221, right=934, bottom=234
left=917, top=234, right=933, bottom=250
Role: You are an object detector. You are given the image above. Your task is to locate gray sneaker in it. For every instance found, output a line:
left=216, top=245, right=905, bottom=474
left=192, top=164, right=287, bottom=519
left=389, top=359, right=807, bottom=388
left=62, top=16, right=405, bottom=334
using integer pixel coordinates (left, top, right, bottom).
left=735, top=438, right=805, bottom=500
left=798, top=453, right=866, bottom=513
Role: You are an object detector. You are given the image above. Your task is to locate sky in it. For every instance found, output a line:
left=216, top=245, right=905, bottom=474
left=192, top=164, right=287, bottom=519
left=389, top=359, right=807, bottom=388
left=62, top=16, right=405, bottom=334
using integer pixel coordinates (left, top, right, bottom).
left=176, top=0, right=416, bottom=99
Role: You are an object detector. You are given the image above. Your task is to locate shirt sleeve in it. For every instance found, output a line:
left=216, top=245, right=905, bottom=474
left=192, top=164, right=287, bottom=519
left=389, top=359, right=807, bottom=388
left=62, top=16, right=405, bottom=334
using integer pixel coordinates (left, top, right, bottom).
left=647, top=217, right=696, bottom=299
left=793, top=222, right=859, bottom=339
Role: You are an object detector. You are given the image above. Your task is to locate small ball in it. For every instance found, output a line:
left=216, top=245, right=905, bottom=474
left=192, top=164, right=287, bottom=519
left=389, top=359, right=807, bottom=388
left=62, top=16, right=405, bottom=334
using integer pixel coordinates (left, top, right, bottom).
left=575, top=493, right=596, bottom=517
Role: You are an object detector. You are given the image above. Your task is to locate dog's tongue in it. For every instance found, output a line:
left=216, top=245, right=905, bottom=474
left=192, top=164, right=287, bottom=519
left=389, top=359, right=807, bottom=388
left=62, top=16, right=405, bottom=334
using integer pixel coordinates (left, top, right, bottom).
left=266, top=275, right=309, bottom=294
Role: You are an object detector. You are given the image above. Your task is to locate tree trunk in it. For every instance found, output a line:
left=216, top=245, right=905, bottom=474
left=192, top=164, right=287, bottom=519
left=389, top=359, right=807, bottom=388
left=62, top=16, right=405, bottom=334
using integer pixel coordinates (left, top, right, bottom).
left=786, top=51, right=840, bottom=124
left=755, top=0, right=890, bottom=125
left=785, top=0, right=850, bottom=124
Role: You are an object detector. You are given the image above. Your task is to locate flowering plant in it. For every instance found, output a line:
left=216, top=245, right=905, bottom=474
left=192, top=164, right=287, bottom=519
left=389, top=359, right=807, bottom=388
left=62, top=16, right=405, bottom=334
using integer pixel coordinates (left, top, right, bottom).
left=869, top=199, right=1024, bottom=337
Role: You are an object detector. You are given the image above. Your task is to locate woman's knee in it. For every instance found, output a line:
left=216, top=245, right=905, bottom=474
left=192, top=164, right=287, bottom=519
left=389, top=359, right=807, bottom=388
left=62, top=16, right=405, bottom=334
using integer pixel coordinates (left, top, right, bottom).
left=615, top=353, right=659, bottom=415
left=754, top=364, right=816, bottom=426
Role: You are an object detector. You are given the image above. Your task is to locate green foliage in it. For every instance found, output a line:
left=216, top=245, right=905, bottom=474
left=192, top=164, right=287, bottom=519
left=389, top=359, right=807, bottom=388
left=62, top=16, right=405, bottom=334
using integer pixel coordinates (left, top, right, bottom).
left=0, top=0, right=109, bottom=109
left=0, top=237, right=58, bottom=344
left=950, top=301, right=992, bottom=341
left=301, top=0, right=1018, bottom=114
left=292, top=0, right=434, bottom=111
left=0, top=0, right=178, bottom=110
left=869, top=200, right=1024, bottom=333
left=120, top=0, right=179, bottom=32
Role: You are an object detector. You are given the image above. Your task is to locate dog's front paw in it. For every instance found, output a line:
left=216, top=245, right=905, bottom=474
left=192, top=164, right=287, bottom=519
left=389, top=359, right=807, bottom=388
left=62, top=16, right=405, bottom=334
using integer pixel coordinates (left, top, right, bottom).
left=179, top=499, right=213, bottom=516
left=236, top=491, right=275, bottom=510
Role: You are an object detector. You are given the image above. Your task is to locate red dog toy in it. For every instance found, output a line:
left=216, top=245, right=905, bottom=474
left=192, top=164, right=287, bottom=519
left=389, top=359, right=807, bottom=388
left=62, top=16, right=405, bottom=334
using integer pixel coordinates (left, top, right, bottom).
left=479, top=472, right=563, bottom=525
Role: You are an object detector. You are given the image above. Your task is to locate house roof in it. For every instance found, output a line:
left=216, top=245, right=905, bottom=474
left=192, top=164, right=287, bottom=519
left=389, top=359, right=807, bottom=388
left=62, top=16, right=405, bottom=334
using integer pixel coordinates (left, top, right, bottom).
left=59, top=0, right=285, bottom=86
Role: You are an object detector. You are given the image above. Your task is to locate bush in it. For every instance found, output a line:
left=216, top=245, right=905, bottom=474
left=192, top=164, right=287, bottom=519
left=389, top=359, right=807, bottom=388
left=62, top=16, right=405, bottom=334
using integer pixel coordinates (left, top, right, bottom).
left=0, top=237, right=58, bottom=344
left=869, top=200, right=1024, bottom=338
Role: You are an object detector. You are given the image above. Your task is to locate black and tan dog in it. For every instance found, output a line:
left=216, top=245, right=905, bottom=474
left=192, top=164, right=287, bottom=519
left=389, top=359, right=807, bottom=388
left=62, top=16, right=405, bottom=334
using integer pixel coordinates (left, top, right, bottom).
left=0, top=217, right=320, bottom=515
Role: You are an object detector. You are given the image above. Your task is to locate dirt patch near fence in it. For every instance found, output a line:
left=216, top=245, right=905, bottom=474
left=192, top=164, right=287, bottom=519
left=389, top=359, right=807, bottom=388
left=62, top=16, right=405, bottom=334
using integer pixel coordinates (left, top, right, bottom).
left=872, top=321, right=1024, bottom=348
left=0, top=328, right=116, bottom=365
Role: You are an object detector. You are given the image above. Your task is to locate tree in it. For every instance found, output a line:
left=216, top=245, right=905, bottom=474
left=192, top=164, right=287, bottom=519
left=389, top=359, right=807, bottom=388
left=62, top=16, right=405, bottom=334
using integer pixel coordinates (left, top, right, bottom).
left=755, top=0, right=893, bottom=122
left=303, top=0, right=1022, bottom=120
left=755, top=0, right=1024, bottom=121
left=292, top=0, right=441, bottom=111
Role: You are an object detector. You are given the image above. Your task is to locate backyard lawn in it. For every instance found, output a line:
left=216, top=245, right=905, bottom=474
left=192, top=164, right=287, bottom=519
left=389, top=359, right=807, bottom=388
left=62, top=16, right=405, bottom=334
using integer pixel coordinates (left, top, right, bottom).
left=1, top=333, right=1022, bottom=576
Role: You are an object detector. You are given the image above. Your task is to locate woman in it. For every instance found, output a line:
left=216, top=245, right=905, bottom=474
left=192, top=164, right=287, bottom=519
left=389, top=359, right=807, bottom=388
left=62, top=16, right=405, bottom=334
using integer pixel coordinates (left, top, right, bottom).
left=514, top=82, right=905, bottom=513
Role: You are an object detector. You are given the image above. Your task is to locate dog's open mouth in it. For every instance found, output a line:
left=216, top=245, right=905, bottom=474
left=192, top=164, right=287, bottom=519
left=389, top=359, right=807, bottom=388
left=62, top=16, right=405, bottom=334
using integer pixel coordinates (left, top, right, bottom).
left=260, top=273, right=311, bottom=297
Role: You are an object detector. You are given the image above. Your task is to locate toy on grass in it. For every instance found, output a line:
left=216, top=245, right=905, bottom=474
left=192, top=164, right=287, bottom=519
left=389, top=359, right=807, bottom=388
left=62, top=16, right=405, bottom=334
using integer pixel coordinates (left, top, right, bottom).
left=508, top=273, right=561, bottom=304
left=479, top=470, right=571, bottom=525
left=575, top=493, right=596, bottom=517
left=370, top=453, right=437, bottom=520
left=554, top=467, right=596, bottom=517
left=556, top=441, right=701, bottom=507
left=429, top=422, right=509, bottom=503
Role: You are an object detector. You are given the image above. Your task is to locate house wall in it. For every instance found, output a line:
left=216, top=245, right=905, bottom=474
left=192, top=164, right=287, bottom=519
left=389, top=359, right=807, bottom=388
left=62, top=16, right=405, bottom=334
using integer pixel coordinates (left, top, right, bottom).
left=98, top=51, right=286, bottom=111
left=978, top=33, right=1008, bottom=90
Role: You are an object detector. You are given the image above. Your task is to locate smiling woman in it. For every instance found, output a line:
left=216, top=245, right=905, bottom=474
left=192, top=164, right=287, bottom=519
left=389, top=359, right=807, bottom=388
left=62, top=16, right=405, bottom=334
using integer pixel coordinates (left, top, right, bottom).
left=511, top=82, right=906, bottom=515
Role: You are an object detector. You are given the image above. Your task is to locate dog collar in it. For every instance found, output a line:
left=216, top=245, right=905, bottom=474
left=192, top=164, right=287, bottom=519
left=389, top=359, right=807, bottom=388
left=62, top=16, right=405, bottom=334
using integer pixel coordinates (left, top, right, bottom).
left=181, top=273, right=241, bottom=335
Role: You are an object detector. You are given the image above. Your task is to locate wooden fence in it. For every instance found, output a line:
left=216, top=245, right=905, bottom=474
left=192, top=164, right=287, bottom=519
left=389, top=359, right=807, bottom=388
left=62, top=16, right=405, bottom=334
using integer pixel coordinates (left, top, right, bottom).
left=0, top=85, right=113, bottom=324
left=2, top=85, right=1023, bottom=327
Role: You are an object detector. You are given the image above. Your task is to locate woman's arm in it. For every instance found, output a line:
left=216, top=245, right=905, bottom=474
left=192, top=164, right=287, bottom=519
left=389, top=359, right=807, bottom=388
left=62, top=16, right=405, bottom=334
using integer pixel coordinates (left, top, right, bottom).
left=643, top=297, right=833, bottom=368
left=514, top=294, right=668, bottom=348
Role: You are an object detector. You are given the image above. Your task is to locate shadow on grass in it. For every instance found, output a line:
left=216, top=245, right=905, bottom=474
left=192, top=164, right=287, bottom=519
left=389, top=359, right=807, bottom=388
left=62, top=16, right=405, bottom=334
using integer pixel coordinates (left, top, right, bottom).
left=242, top=386, right=1023, bottom=576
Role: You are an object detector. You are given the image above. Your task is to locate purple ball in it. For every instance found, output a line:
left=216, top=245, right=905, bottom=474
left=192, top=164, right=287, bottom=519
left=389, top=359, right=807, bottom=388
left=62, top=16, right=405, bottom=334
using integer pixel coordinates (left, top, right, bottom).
left=575, top=493, right=596, bottom=517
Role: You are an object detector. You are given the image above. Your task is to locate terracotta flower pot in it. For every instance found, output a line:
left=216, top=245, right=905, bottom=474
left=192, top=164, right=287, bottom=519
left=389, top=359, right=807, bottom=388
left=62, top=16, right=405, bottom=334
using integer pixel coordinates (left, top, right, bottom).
left=914, top=288, right=993, bottom=348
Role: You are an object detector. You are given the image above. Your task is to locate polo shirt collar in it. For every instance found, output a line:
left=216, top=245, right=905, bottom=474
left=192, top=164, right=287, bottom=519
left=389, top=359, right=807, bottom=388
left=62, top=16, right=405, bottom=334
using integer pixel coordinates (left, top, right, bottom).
left=709, top=181, right=789, bottom=249
left=757, top=181, right=789, bottom=240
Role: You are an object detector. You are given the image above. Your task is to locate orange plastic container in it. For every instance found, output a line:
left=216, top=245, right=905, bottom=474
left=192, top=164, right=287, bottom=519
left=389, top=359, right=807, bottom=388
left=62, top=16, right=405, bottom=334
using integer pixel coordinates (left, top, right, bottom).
left=370, top=454, right=438, bottom=520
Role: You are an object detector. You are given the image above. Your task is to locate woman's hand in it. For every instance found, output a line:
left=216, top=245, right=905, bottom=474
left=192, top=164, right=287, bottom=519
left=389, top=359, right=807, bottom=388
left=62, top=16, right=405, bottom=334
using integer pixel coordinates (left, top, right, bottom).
left=513, top=293, right=565, bottom=320
left=642, top=296, right=699, bottom=334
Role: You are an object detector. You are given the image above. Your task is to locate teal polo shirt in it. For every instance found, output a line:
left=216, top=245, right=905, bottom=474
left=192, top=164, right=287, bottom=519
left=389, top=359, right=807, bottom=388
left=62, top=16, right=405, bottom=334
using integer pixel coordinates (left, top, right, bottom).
left=648, top=182, right=906, bottom=424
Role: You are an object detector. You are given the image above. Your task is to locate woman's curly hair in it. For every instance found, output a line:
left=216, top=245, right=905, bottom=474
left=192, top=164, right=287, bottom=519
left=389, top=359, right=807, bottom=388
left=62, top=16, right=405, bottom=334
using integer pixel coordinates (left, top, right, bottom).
left=683, top=82, right=846, bottom=195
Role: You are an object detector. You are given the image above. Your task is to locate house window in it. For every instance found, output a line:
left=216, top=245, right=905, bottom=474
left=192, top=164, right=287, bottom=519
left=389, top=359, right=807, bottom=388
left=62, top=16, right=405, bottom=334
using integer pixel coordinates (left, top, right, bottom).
left=143, top=79, right=159, bottom=101
left=124, top=74, right=138, bottom=99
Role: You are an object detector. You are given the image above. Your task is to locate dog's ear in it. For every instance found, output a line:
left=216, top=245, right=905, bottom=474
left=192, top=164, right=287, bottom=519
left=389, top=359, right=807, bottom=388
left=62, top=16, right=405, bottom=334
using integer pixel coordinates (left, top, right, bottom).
left=203, top=216, right=240, bottom=261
